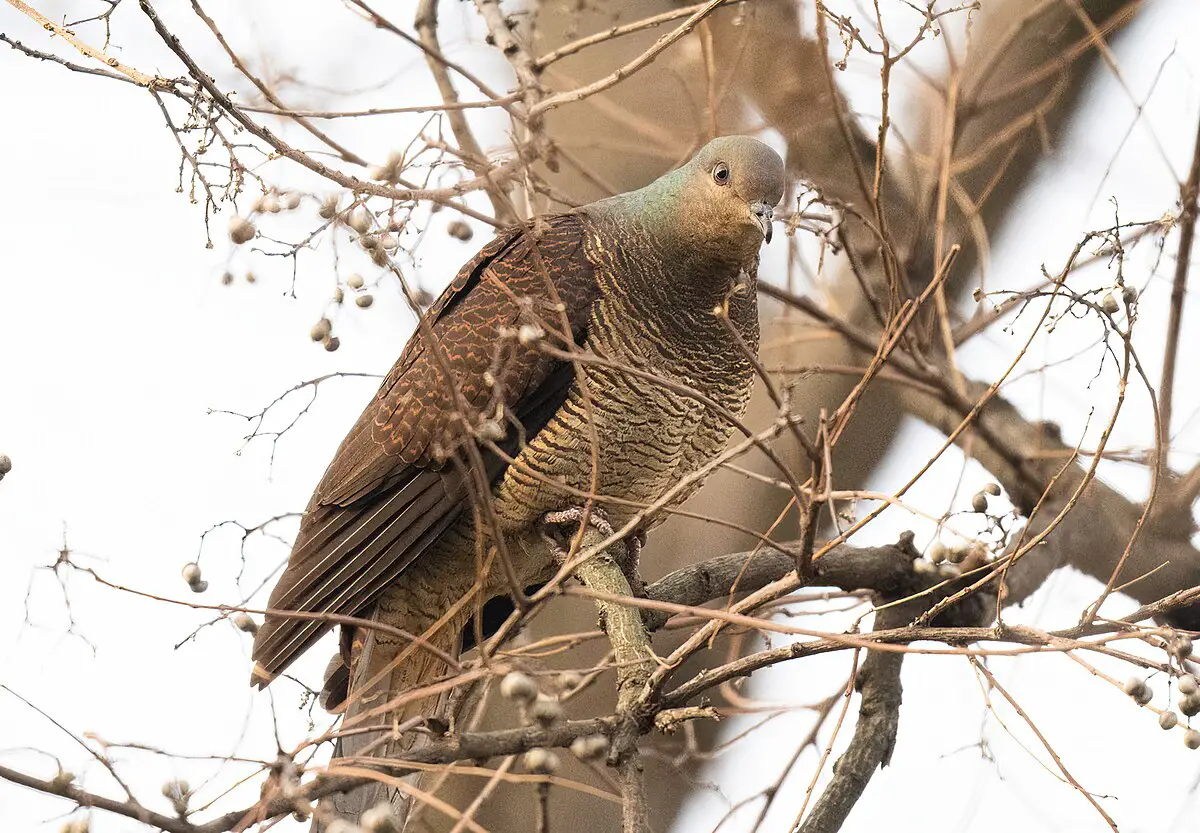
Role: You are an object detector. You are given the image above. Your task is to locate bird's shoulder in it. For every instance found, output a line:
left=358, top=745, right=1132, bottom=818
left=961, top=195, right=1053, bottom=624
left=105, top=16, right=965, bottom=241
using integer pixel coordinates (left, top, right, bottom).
left=314, top=211, right=602, bottom=507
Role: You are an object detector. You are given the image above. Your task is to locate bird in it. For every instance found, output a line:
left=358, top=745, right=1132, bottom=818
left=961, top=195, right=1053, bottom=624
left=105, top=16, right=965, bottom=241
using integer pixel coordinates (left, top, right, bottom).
left=250, top=135, right=785, bottom=823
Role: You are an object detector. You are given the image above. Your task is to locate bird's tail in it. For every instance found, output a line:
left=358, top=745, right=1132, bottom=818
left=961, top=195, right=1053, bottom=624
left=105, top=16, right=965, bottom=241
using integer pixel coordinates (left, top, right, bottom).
left=312, top=596, right=470, bottom=831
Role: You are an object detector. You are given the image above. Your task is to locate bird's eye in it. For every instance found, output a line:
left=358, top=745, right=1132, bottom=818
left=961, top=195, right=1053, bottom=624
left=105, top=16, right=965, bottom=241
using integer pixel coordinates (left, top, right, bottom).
left=712, top=162, right=730, bottom=186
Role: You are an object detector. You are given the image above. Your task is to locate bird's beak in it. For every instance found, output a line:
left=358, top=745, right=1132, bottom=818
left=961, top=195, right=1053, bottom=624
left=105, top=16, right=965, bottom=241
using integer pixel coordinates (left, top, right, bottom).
left=750, top=201, right=774, bottom=244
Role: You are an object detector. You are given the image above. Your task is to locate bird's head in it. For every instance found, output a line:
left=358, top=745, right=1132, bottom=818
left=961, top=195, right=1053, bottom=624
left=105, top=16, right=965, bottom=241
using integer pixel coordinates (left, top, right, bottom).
left=670, top=136, right=786, bottom=264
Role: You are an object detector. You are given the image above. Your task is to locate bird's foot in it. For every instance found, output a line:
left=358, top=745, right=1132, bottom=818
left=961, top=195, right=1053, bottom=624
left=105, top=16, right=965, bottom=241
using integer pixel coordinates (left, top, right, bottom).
left=539, top=508, right=645, bottom=596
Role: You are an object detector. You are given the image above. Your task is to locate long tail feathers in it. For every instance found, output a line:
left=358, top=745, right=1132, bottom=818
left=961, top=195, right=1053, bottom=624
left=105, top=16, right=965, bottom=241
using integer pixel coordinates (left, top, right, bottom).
left=310, top=605, right=467, bottom=832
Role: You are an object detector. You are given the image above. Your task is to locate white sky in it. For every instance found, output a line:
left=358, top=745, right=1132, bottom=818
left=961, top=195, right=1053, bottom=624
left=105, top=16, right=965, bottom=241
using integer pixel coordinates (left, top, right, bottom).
left=3, top=1, right=1200, bottom=832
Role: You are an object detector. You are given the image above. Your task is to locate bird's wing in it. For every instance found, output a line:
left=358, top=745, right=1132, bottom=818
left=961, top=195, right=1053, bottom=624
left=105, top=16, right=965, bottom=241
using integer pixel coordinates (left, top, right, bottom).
left=251, top=213, right=599, bottom=683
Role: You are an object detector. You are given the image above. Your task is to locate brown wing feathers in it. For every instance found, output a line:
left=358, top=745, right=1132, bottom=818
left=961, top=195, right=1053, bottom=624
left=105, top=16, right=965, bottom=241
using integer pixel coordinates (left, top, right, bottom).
left=251, top=215, right=599, bottom=685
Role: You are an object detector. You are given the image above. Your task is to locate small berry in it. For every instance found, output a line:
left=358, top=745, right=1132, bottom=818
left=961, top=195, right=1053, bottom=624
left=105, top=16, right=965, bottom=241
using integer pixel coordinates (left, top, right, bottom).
left=323, top=336, right=341, bottom=353
left=311, top=319, right=332, bottom=342
left=945, top=546, right=967, bottom=565
left=1135, top=685, right=1154, bottom=706
left=570, top=734, right=609, bottom=761
left=189, top=579, right=209, bottom=594
left=1160, top=710, right=1179, bottom=729
left=1186, top=729, right=1200, bottom=750
left=282, top=192, right=301, bottom=211
left=347, top=274, right=364, bottom=289
left=971, top=492, right=988, bottom=513
left=983, top=483, right=1001, bottom=496
left=1121, top=285, right=1138, bottom=305
left=318, top=195, right=339, bottom=219
left=348, top=209, right=371, bottom=234
left=1100, top=293, right=1119, bottom=314
left=972, top=287, right=984, bottom=302
left=517, top=324, right=544, bottom=345
left=333, top=287, right=344, bottom=304
left=1179, top=674, right=1198, bottom=695
left=447, top=220, right=473, bottom=242
left=559, top=670, right=583, bottom=691
left=231, top=613, right=258, bottom=634
left=356, top=294, right=374, bottom=309
left=260, top=195, right=282, bottom=214
left=220, top=272, right=234, bottom=285
left=245, top=272, right=257, bottom=284
left=1174, top=634, right=1193, bottom=658
left=360, top=801, right=400, bottom=833
left=524, top=748, right=560, bottom=774
left=1179, top=693, right=1200, bottom=716
left=376, top=233, right=398, bottom=251
left=529, top=695, right=563, bottom=726
left=499, top=672, right=537, bottom=704
left=0, top=454, right=11, bottom=476
left=928, top=542, right=947, bottom=564
left=228, top=215, right=256, bottom=244
left=181, top=563, right=202, bottom=585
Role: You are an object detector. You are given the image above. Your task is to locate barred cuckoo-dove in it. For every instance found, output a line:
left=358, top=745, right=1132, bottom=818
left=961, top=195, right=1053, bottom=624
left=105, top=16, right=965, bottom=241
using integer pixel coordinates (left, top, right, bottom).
left=250, top=135, right=785, bottom=824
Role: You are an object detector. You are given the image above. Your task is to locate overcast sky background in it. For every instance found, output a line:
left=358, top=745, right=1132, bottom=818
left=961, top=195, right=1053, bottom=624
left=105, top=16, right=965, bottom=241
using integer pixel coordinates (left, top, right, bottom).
left=3, top=1, right=1200, bottom=831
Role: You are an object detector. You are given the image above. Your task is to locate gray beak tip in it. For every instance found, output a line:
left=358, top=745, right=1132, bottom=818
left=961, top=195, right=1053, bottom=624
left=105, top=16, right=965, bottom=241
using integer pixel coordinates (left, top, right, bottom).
left=751, top=202, right=774, bottom=244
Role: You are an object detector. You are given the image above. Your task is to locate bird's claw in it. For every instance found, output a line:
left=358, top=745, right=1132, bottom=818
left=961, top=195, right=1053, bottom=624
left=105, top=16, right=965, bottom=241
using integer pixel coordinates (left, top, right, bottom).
left=539, top=507, right=645, bottom=596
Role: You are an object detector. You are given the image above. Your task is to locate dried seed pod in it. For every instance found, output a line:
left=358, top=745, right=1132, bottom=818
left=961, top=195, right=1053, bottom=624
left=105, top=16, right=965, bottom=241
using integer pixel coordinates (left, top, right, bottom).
left=376, top=233, right=398, bottom=251
left=1100, top=293, right=1119, bottom=314
left=1179, top=674, right=1198, bottom=695
left=310, top=318, right=332, bottom=342
left=524, top=748, right=560, bottom=774
left=232, top=612, right=258, bottom=635
left=360, top=801, right=400, bottom=833
left=447, top=220, right=473, bottom=242
left=370, top=247, right=389, bottom=267
left=359, top=234, right=380, bottom=250
left=0, top=454, right=11, bottom=476
left=50, top=769, right=76, bottom=789
left=499, top=671, right=538, bottom=704
left=261, top=195, right=282, bottom=214
left=945, top=546, right=967, bottom=565
left=529, top=695, right=563, bottom=726
left=347, top=273, right=364, bottom=289
left=1121, top=285, right=1138, bottom=305
left=1174, top=634, right=1193, bottom=658
left=348, top=209, right=371, bottom=234
left=971, top=492, right=988, bottom=513
left=1186, top=729, right=1200, bottom=750
left=228, top=215, right=256, bottom=244
left=162, top=779, right=190, bottom=799
left=282, top=192, right=301, bottom=211
left=1179, top=693, right=1200, bottom=716
left=570, top=734, right=609, bottom=761
left=983, top=483, right=1001, bottom=496
left=1160, top=710, right=1179, bottom=730
left=181, top=563, right=202, bottom=585
left=356, top=294, right=374, bottom=309
left=318, top=195, right=339, bottom=219
left=323, top=336, right=341, bottom=353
